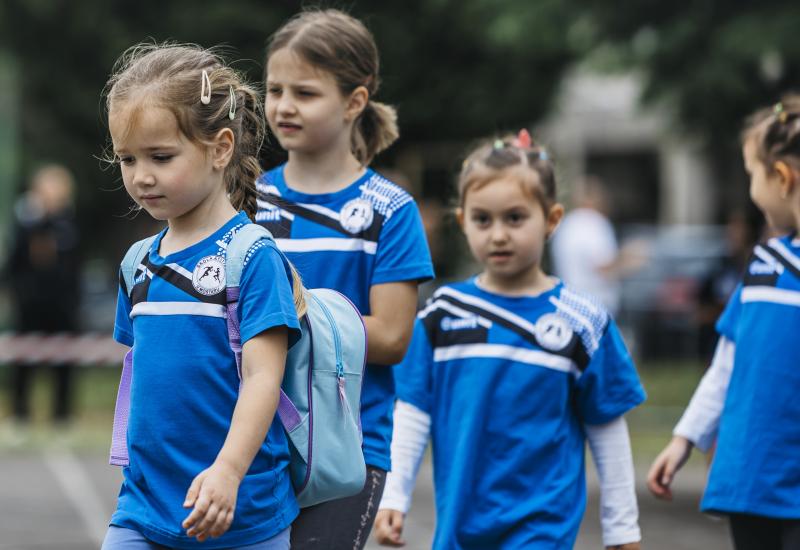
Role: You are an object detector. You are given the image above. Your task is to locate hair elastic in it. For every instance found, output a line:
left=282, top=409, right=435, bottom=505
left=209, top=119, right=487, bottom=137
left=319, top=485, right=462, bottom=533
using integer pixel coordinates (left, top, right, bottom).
left=538, top=149, right=549, bottom=161
left=200, top=70, right=212, bottom=105
left=774, top=101, right=788, bottom=124
left=493, top=139, right=505, bottom=150
left=228, top=86, right=236, bottom=120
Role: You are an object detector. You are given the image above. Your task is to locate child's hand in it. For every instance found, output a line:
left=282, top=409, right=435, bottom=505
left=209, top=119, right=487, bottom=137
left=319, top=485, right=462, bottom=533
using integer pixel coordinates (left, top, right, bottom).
left=606, top=543, right=641, bottom=550
left=373, top=508, right=406, bottom=547
left=647, top=435, right=693, bottom=500
left=182, top=461, right=241, bottom=542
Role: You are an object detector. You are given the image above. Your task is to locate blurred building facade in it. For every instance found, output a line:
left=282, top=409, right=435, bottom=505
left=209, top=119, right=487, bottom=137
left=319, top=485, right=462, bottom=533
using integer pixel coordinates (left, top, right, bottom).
left=538, top=69, right=718, bottom=226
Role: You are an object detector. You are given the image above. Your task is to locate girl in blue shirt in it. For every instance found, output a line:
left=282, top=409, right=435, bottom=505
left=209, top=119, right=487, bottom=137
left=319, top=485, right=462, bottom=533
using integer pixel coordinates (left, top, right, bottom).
left=375, top=132, right=645, bottom=549
left=258, top=10, right=434, bottom=549
left=649, top=97, right=800, bottom=550
left=101, top=43, right=304, bottom=549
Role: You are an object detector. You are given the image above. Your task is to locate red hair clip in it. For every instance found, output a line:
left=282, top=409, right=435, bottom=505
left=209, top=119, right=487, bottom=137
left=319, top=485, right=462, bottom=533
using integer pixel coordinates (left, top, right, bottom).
left=513, top=129, right=532, bottom=149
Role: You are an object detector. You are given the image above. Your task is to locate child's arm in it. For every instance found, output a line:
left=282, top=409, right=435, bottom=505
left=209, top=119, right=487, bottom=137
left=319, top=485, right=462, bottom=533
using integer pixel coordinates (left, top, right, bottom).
left=363, top=281, right=419, bottom=365
left=182, top=326, right=288, bottom=542
left=647, top=336, right=735, bottom=500
left=374, top=399, right=431, bottom=547
left=585, top=417, right=641, bottom=550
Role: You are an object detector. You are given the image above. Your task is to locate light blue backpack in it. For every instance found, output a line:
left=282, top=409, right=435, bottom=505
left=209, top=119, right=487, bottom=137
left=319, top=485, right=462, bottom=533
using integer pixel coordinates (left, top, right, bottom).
left=111, top=223, right=367, bottom=508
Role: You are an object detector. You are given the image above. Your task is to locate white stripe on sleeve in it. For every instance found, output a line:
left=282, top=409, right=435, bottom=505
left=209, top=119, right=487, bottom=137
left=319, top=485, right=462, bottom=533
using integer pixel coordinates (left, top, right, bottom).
left=379, top=400, right=431, bottom=513
left=585, top=417, right=641, bottom=547
left=673, top=336, right=735, bottom=452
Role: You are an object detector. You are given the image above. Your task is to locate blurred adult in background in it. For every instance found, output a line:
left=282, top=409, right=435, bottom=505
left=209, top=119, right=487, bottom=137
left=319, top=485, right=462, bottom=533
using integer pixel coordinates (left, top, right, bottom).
left=4, top=164, right=80, bottom=422
left=551, top=175, right=643, bottom=315
left=695, top=210, right=757, bottom=360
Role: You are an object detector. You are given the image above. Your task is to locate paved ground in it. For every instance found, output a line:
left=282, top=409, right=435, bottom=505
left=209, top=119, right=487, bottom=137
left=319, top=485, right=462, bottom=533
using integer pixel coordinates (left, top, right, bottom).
left=365, top=455, right=731, bottom=550
left=0, top=446, right=731, bottom=550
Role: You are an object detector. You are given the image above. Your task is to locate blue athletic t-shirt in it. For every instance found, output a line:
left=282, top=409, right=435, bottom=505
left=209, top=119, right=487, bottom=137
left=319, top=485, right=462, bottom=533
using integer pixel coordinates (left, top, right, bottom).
left=112, top=212, right=301, bottom=549
left=702, top=234, right=800, bottom=519
left=256, top=165, right=434, bottom=470
left=397, top=278, right=645, bottom=549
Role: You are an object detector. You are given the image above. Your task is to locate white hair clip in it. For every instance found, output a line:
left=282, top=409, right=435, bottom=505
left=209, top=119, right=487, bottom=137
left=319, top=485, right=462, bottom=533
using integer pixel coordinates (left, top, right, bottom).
left=228, top=86, right=236, bottom=120
left=200, top=70, right=211, bottom=105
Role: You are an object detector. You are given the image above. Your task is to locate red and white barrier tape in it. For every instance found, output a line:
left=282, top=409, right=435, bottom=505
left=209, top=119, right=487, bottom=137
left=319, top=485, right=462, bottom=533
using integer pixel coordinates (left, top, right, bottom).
left=0, top=333, right=127, bottom=366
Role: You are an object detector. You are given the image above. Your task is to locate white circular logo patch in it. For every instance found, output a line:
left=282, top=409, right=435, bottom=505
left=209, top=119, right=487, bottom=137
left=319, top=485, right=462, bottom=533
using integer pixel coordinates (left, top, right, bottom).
left=192, top=255, right=226, bottom=296
left=340, top=198, right=374, bottom=234
left=534, top=313, right=573, bottom=351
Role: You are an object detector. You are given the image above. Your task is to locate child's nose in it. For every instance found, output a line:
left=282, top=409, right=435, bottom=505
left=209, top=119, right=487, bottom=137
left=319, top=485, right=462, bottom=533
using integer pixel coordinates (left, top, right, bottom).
left=132, top=166, right=156, bottom=187
left=490, top=224, right=509, bottom=242
left=277, top=94, right=297, bottom=115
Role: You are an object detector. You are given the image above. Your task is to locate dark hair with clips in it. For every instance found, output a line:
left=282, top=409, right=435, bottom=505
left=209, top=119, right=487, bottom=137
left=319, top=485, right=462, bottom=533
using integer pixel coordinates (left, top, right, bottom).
left=458, top=130, right=556, bottom=213
left=743, top=94, right=800, bottom=172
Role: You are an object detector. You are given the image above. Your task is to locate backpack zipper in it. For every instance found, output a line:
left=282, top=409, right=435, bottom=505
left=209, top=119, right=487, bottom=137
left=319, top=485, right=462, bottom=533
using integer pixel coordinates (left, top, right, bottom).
left=312, top=293, right=344, bottom=378
left=311, top=293, right=351, bottom=420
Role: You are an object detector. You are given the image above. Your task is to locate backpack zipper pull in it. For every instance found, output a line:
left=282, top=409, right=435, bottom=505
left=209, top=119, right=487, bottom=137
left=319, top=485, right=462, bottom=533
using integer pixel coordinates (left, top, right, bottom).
left=338, top=375, right=352, bottom=422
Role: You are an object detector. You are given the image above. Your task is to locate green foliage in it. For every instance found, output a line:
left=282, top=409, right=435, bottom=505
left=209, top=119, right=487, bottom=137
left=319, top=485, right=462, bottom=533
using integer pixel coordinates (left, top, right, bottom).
left=369, top=0, right=577, bottom=140
left=0, top=0, right=579, bottom=258
left=577, top=0, right=800, bottom=143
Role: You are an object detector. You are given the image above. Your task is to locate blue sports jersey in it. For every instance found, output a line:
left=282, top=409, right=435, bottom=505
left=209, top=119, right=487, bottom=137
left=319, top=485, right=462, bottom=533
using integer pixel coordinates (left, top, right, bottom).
left=397, top=278, right=645, bottom=549
left=256, top=165, right=434, bottom=470
left=112, top=212, right=301, bottom=549
left=702, top=234, right=800, bottom=519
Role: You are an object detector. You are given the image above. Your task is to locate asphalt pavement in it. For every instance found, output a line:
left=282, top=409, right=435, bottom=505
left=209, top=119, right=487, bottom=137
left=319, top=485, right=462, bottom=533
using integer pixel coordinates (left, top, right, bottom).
left=0, top=447, right=730, bottom=550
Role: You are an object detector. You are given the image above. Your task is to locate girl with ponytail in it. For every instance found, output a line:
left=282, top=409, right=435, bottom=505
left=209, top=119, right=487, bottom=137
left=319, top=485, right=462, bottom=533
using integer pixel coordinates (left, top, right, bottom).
left=258, top=9, right=434, bottom=549
left=103, top=42, right=305, bottom=549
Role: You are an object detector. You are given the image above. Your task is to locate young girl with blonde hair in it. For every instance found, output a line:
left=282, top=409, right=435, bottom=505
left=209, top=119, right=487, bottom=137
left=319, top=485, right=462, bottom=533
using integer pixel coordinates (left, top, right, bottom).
left=102, top=43, right=304, bottom=549
left=649, top=96, right=800, bottom=550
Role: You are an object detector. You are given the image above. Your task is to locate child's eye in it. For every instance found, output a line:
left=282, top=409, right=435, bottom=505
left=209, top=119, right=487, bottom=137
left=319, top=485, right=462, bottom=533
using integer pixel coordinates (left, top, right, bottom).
left=118, top=156, right=134, bottom=166
left=471, top=214, right=490, bottom=226
left=297, top=90, right=316, bottom=97
left=267, top=86, right=282, bottom=95
left=507, top=212, right=526, bottom=224
left=153, top=154, right=173, bottom=163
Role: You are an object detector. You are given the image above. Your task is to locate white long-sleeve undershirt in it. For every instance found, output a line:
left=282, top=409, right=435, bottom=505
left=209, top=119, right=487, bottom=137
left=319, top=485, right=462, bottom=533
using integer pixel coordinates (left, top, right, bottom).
left=379, top=400, right=431, bottom=513
left=672, top=336, right=736, bottom=452
left=380, top=400, right=641, bottom=546
left=585, top=417, right=641, bottom=546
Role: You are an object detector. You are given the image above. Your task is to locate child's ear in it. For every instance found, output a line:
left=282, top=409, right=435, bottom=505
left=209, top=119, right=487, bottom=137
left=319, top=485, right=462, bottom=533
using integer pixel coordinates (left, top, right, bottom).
left=545, top=203, right=564, bottom=239
left=455, top=207, right=465, bottom=231
left=345, top=86, right=369, bottom=122
left=774, top=160, right=797, bottom=198
left=211, top=128, right=235, bottom=171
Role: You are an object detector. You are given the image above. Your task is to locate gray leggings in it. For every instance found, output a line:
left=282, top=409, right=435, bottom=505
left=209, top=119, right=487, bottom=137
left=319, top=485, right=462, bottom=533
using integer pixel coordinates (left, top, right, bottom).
left=101, top=525, right=290, bottom=549
left=289, top=466, right=387, bottom=550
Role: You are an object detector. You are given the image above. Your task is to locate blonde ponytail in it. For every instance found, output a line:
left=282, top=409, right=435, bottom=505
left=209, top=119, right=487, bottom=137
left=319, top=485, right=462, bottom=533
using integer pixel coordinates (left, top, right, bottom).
left=288, top=263, right=308, bottom=318
left=352, top=100, right=399, bottom=166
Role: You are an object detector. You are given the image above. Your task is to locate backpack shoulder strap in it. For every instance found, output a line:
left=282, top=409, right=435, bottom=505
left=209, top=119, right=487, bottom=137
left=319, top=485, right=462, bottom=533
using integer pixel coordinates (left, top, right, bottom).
left=225, top=224, right=274, bottom=289
left=120, top=235, right=157, bottom=297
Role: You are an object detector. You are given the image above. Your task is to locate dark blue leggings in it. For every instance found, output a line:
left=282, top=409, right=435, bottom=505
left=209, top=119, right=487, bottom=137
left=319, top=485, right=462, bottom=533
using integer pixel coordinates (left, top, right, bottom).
left=729, top=513, right=800, bottom=550
left=289, top=466, right=387, bottom=550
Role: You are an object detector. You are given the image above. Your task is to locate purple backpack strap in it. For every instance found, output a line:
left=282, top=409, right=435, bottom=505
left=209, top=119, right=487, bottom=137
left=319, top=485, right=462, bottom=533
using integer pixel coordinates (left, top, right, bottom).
left=108, top=236, right=155, bottom=467
left=223, top=229, right=302, bottom=432
left=109, top=350, right=132, bottom=466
